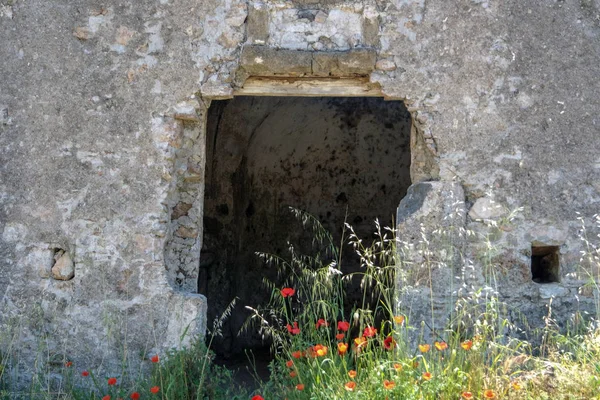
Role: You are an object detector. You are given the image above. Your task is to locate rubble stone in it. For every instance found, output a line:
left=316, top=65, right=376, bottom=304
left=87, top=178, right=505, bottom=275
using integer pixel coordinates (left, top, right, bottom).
left=51, top=251, right=74, bottom=281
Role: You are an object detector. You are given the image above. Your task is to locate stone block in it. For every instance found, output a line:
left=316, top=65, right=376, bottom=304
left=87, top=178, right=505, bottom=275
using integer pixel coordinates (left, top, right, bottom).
left=173, top=101, right=199, bottom=122
left=538, top=283, right=569, bottom=299
left=362, top=12, right=380, bottom=47
left=396, top=181, right=467, bottom=271
left=312, top=48, right=376, bottom=76
left=51, top=251, right=74, bottom=281
left=247, top=3, right=269, bottom=44
left=163, top=292, right=207, bottom=350
left=240, top=45, right=313, bottom=76
left=468, top=197, right=506, bottom=220
left=376, top=59, right=396, bottom=71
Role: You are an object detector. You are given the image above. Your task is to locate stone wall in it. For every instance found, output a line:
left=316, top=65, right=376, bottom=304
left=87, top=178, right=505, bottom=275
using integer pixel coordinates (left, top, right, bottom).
left=1, top=0, right=599, bottom=379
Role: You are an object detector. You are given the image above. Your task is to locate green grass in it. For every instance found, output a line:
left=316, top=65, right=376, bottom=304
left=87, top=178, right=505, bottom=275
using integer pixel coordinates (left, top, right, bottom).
left=2, top=210, right=600, bottom=399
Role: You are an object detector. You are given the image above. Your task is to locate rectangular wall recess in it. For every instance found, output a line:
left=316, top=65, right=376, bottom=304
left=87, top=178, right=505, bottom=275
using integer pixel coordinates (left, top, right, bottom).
left=531, top=245, right=560, bottom=283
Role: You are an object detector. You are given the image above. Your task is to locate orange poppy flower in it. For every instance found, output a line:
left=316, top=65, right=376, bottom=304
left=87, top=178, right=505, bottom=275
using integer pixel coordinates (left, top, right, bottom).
left=65, top=361, right=73, bottom=368
left=434, top=341, right=448, bottom=351
left=393, top=315, right=405, bottom=325
left=289, top=370, right=297, bottom=378
left=461, top=392, right=473, bottom=399
left=511, top=381, right=522, bottom=390
left=107, top=377, right=117, bottom=386
left=150, top=386, right=160, bottom=394
left=348, top=370, right=357, bottom=379
left=338, top=342, right=348, bottom=355
left=316, top=319, right=328, bottom=329
left=344, top=381, right=356, bottom=391
left=363, top=326, right=377, bottom=337
left=483, top=389, right=496, bottom=399
left=383, top=380, right=395, bottom=390
left=280, top=287, right=295, bottom=297
left=296, top=383, right=304, bottom=391
left=286, top=360, right=294, bottom=368
left=461, top=340, right=473, bottom=350
left=151, top=355, right=159, bottom=363
left=102, top=396, right=110, bottom=400
left=422, top=372, right=432, bottom=381
left=383, top=336, right=396, bottom=350
left=393, top=363, right=402, bottom=372
left=336, top=333, right=345, bottom=341
left=292, top=350, right=303, bottom=359
left=354, top=336, right=367, bottom=348
left=418, top=344, right=430, bottom=353
left=317, top=344, right=328, bottom=356
left=338, top=321, right=350, bottom=332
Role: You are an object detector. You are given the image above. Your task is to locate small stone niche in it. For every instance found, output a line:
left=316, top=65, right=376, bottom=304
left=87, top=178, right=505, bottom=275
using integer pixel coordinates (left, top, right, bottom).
left=50, top=248, right=75, bottom=281
left=531, top=245, right=560, bottom=283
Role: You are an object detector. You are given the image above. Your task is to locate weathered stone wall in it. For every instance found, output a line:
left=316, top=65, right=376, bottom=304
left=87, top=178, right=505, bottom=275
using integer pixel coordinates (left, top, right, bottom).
left=1, top=0, right=599, bottom=378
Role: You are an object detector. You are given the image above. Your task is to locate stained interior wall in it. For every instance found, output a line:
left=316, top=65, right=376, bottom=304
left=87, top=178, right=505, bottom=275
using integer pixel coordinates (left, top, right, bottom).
left=201, top=96, right=412, bottom=356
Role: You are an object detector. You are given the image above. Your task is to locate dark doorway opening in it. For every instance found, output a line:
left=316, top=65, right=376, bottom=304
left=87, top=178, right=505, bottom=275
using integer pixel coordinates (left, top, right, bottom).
left=200, top=96, right=412, bottom=384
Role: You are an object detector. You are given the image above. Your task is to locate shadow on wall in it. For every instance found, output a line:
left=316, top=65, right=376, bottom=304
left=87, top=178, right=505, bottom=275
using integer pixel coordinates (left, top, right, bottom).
left=200, top=96, right=412, bottom=357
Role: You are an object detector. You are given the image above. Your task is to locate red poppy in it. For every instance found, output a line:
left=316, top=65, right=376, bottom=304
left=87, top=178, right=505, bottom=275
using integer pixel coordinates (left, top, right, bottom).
left=383, top=380, right=395, bottom=390
left=151, top=355, right=159, bottom=363
left=65, top=361, right=73, bottom=368
left=292, top=351, right=303, bottom=359
left=296, top=383, right=304, bottom=391
left=363, top=326, right=377, bottom=337
left=81, top=370, right=89, bottom=377
left=289, top=371, right=297, bottom=378
left=107, top=377, right=117, bottom=386
left=251, top=396, right=264, bottom=400
left=316, top=319, right=328, bottom=329
left=286, top=322, right=300, bottom=335
left=280, top=288, right=295, bottom=298
left=337, top=321, right=350, bottom=332
left=345, top=381, right=356, bottom=391
left=383, top=336, right=396, bottom=350
left=286, top=360, right=294, bottom=368
left=130, top=393, right=140, bottom=400
left=150, top=386, right=160, bottom=394
left=102, top=396, right=110, bottom=400
left=336, top=333, right=345, bottom=340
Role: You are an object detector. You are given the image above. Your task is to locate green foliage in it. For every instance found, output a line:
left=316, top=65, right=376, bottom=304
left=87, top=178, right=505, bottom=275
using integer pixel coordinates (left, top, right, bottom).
left=2, top=210, right=600, bottom=399
left=245, top=209, right=600, bottom=400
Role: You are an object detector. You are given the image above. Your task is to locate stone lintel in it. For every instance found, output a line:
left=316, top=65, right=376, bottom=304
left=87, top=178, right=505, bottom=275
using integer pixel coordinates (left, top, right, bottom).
left=239, top=45, right=376, bottom=78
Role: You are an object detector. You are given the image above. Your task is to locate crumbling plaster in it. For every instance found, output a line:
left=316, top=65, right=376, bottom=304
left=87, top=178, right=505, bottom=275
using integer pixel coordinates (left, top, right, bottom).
left=0, top=0, right=599, bottom=377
